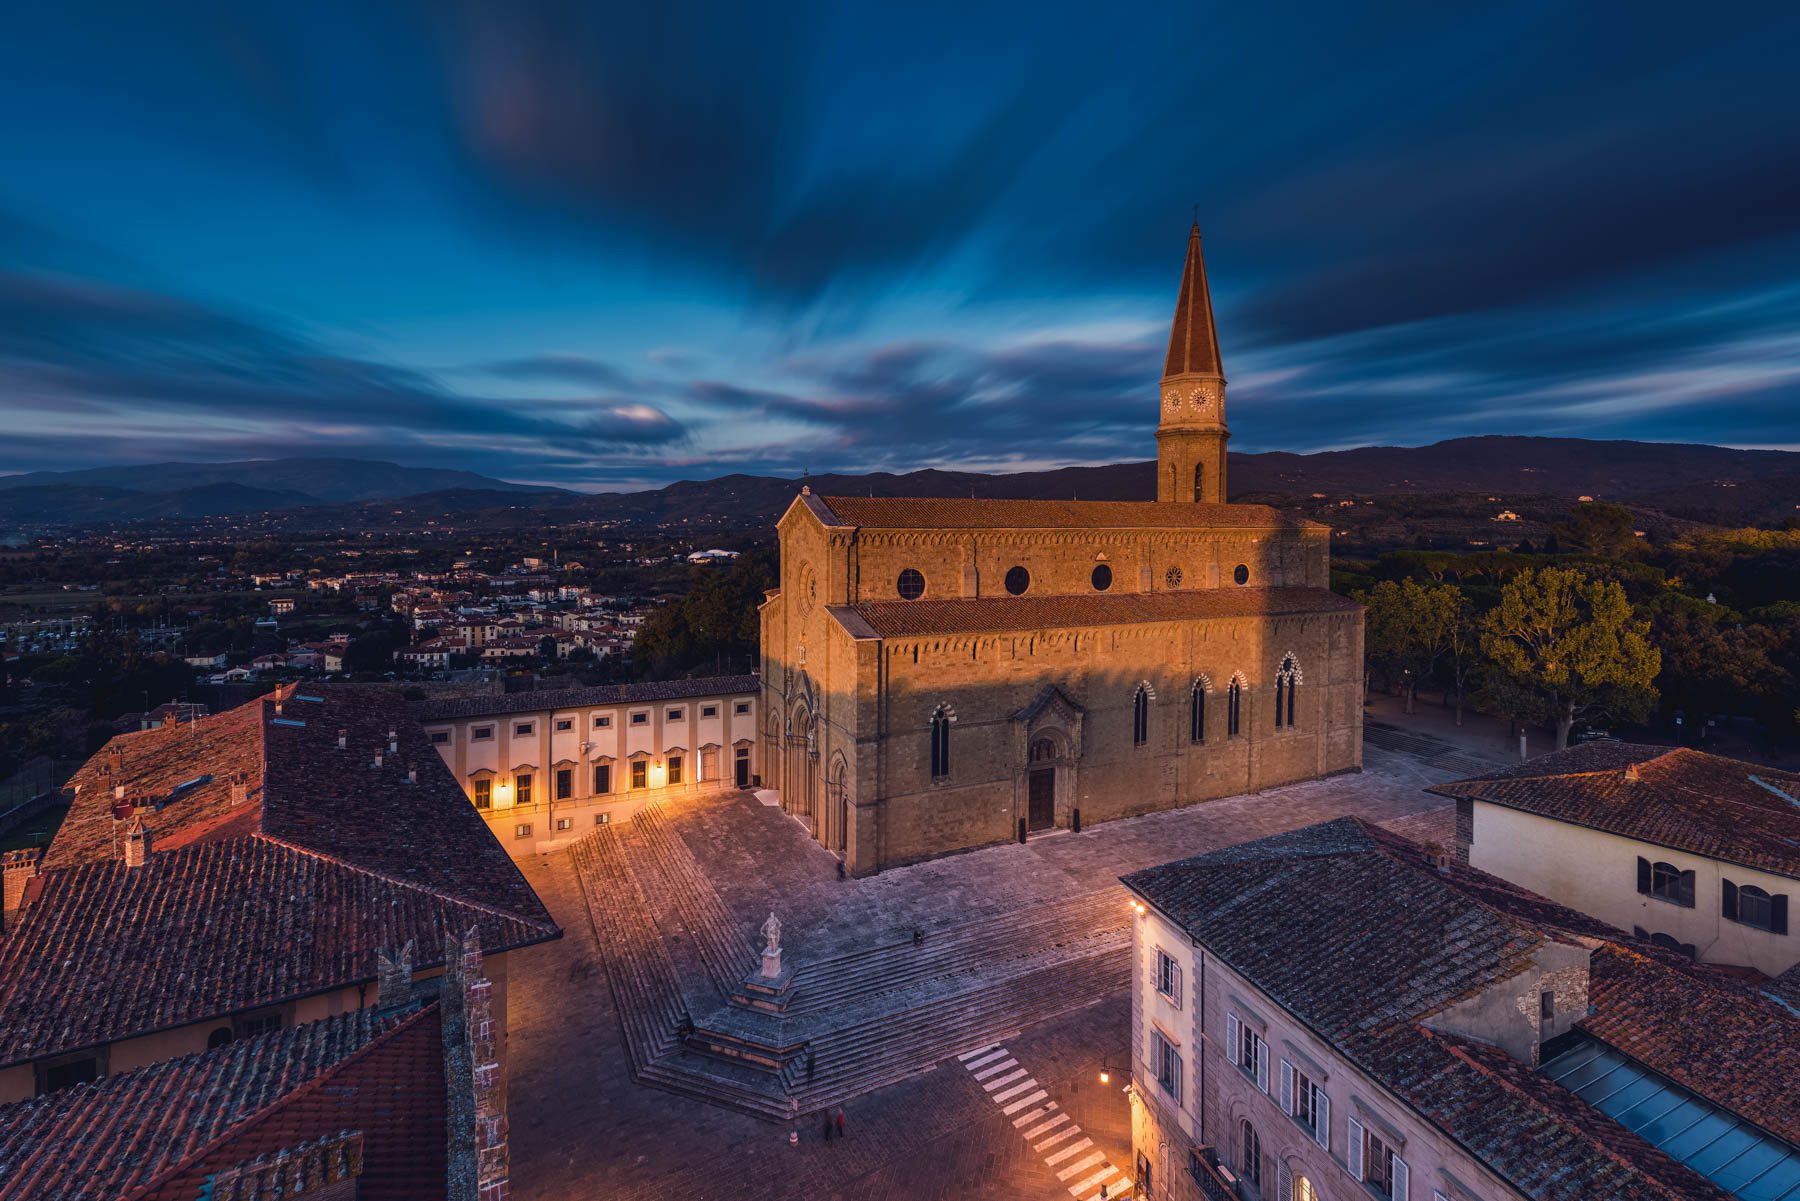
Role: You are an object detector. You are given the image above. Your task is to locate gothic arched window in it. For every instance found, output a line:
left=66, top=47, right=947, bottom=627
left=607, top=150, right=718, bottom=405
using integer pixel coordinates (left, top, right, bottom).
left=1193, top=462, right=1204, bottom=503
left=1227, top=678, right=1243, bottom=737
left=930, top=707, right=951, bottom=779
left=1239, top=1120, right=1262, bottom=1190
left=1275, top=655, right=1299, bottom=729
left=1190, top=679, right=1206, bottom=744
left=1133, top=686, right=1150, bottom=746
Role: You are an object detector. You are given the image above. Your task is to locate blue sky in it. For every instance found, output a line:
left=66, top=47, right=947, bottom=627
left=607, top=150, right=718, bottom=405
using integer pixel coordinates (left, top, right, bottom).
left=1, top=1, right=1797, bottom=490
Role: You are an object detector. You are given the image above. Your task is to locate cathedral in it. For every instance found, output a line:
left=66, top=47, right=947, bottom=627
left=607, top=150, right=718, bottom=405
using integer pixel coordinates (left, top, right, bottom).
left=759, top=227, right=1364, bottom=874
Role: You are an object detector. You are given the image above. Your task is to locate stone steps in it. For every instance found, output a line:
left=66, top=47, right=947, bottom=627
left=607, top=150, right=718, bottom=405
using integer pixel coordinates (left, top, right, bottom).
left=787, top=888, right=1128, bottom=1014
left=569, top=828, right=685, bottom=1073
left=621, top=806, right=754, bottom=1001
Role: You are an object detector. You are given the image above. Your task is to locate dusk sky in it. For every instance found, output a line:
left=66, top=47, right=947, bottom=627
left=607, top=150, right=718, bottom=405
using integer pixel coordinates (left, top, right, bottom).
left=2, top=2, right=1797, bottom=490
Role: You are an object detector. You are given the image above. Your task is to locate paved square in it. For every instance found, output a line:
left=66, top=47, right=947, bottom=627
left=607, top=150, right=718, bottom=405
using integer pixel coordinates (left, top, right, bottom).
left=505, top=726, right=1494, bottom=1199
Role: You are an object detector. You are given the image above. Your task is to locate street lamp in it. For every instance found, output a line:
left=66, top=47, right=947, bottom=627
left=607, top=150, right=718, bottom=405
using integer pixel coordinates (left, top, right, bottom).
left=1099, top=1052, right=1128, bottom=1087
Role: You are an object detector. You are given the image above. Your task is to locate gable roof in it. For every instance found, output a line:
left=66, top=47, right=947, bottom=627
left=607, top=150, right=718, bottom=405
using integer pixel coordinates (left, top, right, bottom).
left=1, top=685, right=558, bottom=1068
left=0, top=838, right=550, bottom=1068
left=1122, top=817, right=1800, bottom=1200
left=0, top=1005, right=445, bottom=1201
left=1430, top=744, right=1800, bottom=881
left=830, top=587, right=1358, bottom=639
left=808, top=495, right=1321, bottom=531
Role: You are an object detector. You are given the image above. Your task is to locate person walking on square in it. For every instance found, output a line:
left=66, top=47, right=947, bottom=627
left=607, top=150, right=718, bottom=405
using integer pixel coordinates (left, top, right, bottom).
left=836, top=1107, right=846, bottom=1137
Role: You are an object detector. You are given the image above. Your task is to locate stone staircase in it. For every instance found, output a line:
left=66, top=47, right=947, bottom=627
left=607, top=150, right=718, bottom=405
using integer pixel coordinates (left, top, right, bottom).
left=569, top=807, right=1131, bottom=1122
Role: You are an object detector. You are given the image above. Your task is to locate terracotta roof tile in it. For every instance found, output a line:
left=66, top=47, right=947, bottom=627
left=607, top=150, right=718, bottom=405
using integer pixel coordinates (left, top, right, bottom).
left=834, top=586, right=1359, bottom=638
left=0, top=838, right=551, bottom=1067
left=410, top=673, right=758, bottom=722
left=0, top=1006, right=441, bottom=1201
left=1431, top=744, right=1800, bottom=880
left=1163, top=223, right=1224, bottom=380
left=813, top=495, right=1321, bottom=530
left=1122, top=817, right=1799, bottom=1199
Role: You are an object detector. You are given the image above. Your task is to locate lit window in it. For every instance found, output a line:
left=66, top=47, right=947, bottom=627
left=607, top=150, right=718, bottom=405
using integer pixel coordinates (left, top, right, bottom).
left=515, top=773, right=532, bottom=805
left=472, top=778, right=492, bottom=809
left=631, top=760, right=648, bottom=789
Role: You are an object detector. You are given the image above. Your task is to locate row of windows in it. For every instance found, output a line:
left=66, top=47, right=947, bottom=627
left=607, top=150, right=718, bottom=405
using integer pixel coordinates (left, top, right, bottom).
left=890, top=561, right=1255, bottom=600
left=471, top=747, right=753, bottom=808
left=446, top=700, right=751, bottom=743
left=1636, top=857, right=1789, bottom=933
left=1225, top=1008, right=1411, bottom=1200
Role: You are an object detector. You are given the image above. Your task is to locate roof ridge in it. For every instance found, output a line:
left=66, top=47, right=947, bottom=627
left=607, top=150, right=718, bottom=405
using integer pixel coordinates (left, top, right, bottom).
left=120, top=1004, right=434, bottom=1201
left=249, top=832, right=558, bottom=934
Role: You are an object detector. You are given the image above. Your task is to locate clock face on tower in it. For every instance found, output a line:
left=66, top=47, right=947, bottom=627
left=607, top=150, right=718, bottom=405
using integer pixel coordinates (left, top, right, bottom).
left=1161, top=388, right=1181, bottom=414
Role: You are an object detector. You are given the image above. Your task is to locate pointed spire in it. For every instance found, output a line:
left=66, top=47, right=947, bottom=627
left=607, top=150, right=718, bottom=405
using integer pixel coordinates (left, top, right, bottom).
left=1163, top=223, right=1224, bottom=380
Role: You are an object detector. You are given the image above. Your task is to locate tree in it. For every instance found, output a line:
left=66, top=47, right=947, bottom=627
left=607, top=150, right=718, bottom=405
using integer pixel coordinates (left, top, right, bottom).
left=1359, top=579, right=1462, bottom=714
left=1479, top=566, right=1661, bottom=748
left=1555, top=501, right=1639, bottom=558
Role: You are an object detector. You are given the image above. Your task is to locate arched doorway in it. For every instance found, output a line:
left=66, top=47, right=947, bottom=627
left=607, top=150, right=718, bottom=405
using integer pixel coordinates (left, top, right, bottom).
left=828, top=755, right=849, bottom=855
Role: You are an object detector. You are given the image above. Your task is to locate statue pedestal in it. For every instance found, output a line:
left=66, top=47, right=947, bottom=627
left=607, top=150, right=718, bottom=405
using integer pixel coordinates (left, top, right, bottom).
left=761, top=947, right=783, bottom=979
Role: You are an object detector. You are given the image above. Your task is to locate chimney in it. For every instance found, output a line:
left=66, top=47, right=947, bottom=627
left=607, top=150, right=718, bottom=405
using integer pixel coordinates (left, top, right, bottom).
left=1624, top=762, right=1640, bottom=783
left=230, top=770, right=249, bottom=807
left=2, top=848, right=42, bottom=932
left=407, top=768, right=417, bottom=785
left=123, top=815, right=151, bottom=868
left=389, top=729, right=399, bottom=754
left=376, top=939, right=417, bottom=1013
left=337, top=728, right=348, bottom=750
left=163, top=709, right=178, bottom=729
left=108, top=744, right=125, bottom=775
left=373, top=750, right=384, bottom=769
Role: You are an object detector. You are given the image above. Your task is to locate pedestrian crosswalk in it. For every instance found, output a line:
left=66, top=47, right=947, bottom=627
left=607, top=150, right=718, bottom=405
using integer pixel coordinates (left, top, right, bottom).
left=958, top=1044, right=1134, bottom=1201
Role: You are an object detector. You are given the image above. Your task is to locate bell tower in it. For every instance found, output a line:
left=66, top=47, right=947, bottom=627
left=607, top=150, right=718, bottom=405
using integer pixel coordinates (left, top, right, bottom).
left=1156, top=224, right=1228, bottom=503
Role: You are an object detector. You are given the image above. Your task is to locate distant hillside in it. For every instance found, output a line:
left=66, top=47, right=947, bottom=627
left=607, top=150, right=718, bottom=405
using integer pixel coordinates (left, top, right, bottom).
left=2, top=438, right=1793, bottom=534
left=0, top=457, right=562, bottom=504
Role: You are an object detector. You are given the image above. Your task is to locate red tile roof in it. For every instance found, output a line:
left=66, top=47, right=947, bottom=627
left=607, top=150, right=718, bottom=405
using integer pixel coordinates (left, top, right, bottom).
left=410, top=673, right=759, bottom=722
left=1431, top=744, right=1800, bottom=881
left=1164, top=223, right=1224, bottom=380
left=810, top=494, right=1321, bottom=531
left=832, top=586, right=1358, bottom=638
left=1123, top=818, right=1798, bottom=1200
left=0, top=1005, right=444, bottom=1201
left=0, top=685, right=557, bottom=1068
left=0, top=838, right=550, bottom=1068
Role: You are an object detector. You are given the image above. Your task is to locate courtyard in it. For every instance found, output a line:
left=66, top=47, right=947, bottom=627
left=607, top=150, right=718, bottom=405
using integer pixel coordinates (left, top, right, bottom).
left=505, top=715, right=1501, bottom=1200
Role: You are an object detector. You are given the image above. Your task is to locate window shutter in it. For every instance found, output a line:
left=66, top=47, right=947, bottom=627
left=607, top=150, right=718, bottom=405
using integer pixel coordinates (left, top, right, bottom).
left=1315, top=1089, right=1330, bottom=1151
left=1347, top=1116, right=1364, bottom=1180
left=1393, top=1153, right=1409, bottom=1201
left=1280, top=1059, right=1295, bottom=1114
left=1679, top=869, right=1696, bottom=908
left=1637, top=856, right=1651, bottom=894
left=1277, top=1164, right=1293, bottom=1201
left=1723, top=879, right=1739, bottom=921
left=1773, top=893, right=1789, bottom=936
left=1173, top=962, right=1183, bottom=1007
left=1256, top=1040, right=1269, bottom=1093
left=1227, top=1013, right=1240, bottom=1062
left=1175, top=1050, right=1184, bottom=1105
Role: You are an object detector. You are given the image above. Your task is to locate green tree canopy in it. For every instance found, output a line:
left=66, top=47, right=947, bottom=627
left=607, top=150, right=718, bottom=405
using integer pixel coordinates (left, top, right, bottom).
left=1479, top=566, right=1661, bottom=747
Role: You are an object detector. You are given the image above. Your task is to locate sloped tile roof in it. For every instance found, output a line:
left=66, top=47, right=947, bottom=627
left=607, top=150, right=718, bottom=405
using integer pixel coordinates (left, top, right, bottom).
left=1430, top=744, right=1800, bottom=881
left=812, top=495, right=1322, bottom=531
left=409, top=673, right=759, bottom=722
left=47, top=684, right=554, bottom=922
left=833, top=586, right=1359, bottom=639
left=1122, top=817, right=1798, bottom=1200
left=1164, top=223, right=1224, bottom=380
left=0, top=838, right=551, bottom=1067
left=0, top=1005, right=443, bottom=1201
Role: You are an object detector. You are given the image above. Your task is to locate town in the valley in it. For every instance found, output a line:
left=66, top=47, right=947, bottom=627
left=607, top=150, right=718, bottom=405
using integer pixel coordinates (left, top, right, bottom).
left=2, top=225, right=1797, bottom=1201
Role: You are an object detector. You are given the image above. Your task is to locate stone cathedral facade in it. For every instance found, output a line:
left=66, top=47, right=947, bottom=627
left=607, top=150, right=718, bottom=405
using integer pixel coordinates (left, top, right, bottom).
left=759, top=227, right=1364, bottom=875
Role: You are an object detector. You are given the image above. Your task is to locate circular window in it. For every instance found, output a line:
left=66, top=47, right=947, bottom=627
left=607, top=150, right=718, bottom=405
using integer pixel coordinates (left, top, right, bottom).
left=896, top=568, right=926, bottom=600
left=1234, top=563, right=1250, bottom=585
left=1004, top=566, right=1031, bottom=595
left=1091, top=564, right=1113, bottom=592
left=1165, top=565, right=1184, bottom=588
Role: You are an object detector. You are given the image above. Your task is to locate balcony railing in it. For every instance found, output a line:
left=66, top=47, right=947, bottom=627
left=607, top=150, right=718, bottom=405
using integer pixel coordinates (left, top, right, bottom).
left=1187, top=1145, right=1240, bottom=1201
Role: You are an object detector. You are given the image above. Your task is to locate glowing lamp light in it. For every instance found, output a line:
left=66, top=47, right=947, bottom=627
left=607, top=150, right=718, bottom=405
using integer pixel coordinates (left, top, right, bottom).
left=1098, top=1069, right=1111, bottom=1085
left=1131, top=902, right=1146, bottom=916
left=649, top=761, right=668, bottom=788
